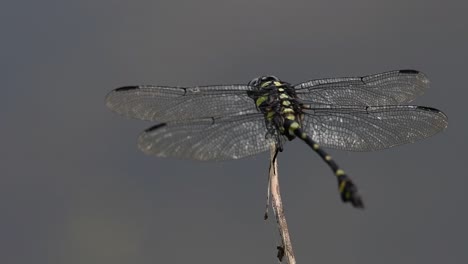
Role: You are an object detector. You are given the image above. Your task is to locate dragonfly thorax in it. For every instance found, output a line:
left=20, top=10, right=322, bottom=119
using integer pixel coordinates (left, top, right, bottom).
left=248, top=78, right=303, bottom=141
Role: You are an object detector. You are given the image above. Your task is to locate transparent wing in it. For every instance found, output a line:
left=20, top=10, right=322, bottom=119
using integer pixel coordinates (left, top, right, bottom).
left=301, top=105, right=448, bottom=151
left=137, top=113, right=278, bottom=161
left=294, top=70, right=429, bottom=106
left=105, top=85, right=257, bottom=122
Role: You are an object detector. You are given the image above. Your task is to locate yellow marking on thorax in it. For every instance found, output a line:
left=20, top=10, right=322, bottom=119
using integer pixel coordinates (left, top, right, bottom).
left=274, top=81, right=282, bottom=86
left=278, top=88, right=285, bottom=92
left=279, top=94, right=289, bottom=99
left=261, top=81, right=271, bottom=88
left=266, top=111, right=275, bottom=121
left=285, top=114, right=295, bottom=120
left=282, top=100, right=291, bottom=106
left=256, top=95, right=268, bottom=107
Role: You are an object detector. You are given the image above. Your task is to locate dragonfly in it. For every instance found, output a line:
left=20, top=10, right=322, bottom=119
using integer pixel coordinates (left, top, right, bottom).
left=106, top=69, right=448, bottom=208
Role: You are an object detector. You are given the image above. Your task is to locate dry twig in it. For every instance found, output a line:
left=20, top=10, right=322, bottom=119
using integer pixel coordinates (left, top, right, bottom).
left=267, top=145, right=296, bottom=264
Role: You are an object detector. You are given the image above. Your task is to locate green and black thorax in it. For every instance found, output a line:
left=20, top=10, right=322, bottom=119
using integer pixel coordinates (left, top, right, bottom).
left=247, top=76, right=304, bottom=141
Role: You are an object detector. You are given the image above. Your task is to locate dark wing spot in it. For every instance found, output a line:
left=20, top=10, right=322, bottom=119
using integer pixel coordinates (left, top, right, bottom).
left=399, top=69, right=420, bottom=74
left=416, top=106, right=443, bottom=113
left=114, top=86, right=139, bottom=92
left=144, top=123, right=167, bottom=132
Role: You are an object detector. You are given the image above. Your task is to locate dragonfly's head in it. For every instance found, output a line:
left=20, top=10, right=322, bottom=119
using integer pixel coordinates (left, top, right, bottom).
left=248, top=75, right=281, bottom=88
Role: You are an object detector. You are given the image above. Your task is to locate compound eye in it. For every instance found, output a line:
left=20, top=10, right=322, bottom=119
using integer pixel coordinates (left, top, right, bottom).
left=262, top=75, right=280, bottom=82
left=249, top=75, right=280, bottom=87
left=248, top=77, right=260, bottom=87
left=267, top=76, right=279, bottom=82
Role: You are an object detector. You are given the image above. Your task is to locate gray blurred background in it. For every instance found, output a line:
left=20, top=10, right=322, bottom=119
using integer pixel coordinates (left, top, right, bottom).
left=1, top=0, right=467, bottom=263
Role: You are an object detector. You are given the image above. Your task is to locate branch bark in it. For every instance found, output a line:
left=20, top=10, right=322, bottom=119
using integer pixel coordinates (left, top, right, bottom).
left=269, top=145, right=296, bottom=264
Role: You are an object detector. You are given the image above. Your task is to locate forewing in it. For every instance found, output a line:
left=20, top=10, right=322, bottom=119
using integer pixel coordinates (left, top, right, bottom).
left=105, top=85, right=256, bottom=122
left=138, top=114, right=276, bottom=160
left=301, top=105, right=448, bottom=151
left=294, top=70, right=429, bottom=106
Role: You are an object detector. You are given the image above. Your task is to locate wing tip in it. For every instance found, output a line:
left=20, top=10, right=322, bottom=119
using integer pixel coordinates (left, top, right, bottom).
left=104, top=86, right=139, bottom=112
left=417, top=106, right=448, bottom=126
left=398, top=69, right=429, bottom=87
